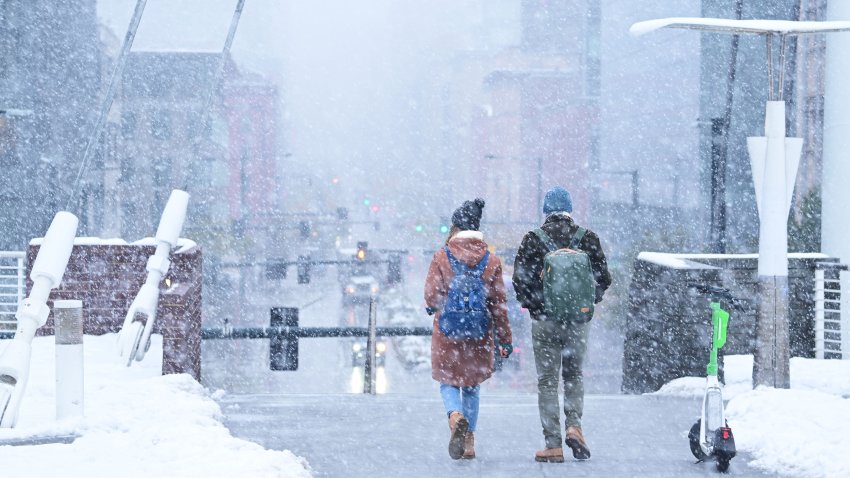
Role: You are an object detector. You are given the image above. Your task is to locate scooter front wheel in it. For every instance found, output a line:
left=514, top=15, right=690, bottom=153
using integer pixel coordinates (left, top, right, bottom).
left=688, top=419, right=708, bottom=461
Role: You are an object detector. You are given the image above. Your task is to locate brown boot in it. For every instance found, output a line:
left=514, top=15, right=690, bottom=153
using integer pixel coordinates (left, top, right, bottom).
left=565, top=426, right=591, bottom=460
left=534, top=447, right=565, bottom=463
left=447, top=412, right=468, bottom=460
left=462, top=432, right=475, bottom=459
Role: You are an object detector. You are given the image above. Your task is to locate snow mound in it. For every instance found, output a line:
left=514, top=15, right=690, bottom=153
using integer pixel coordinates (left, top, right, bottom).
left=0, top=334, right=312, bottom=478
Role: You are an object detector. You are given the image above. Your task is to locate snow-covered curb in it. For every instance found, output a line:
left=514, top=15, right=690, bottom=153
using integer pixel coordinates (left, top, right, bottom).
left=0, top=334, right=312, bottom=478
left=654, top=354, right=850, bottom=477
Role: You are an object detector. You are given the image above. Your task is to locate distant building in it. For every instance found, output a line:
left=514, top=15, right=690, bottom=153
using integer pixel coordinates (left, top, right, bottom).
left=0, top=0, right=101, bottom=249
left=109, top=51, right=281, bottom=247
left=446, top=0, right=599, bottom=250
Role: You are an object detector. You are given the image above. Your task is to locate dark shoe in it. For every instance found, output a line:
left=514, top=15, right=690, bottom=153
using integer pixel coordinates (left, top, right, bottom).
left=534, top=447, right=565, bottom=463
left=462, top=431, right=475, bottom=459
left=565, top=426, right=591, bottom=460
left=448, top=412, right=468, bottom=460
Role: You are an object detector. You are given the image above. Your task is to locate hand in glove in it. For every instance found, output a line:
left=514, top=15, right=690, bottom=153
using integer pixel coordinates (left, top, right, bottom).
left=594, top=287, right=605, bottom=304
left=498, top=343, right=513, bottom=358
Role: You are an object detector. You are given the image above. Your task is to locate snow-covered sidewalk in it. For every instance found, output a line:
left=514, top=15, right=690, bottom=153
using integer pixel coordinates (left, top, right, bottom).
left=0, top=334, right=311, bottom=478
left=655, top=355, right=850, bottom=477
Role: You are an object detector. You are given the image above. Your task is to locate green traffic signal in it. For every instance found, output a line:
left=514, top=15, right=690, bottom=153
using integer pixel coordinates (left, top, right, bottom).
left=439, top=225, right=449, bottom=234
left=415, top=224, right=423, bottom=232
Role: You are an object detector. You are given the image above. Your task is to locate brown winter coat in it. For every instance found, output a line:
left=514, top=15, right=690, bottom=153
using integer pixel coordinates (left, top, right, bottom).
left=425, top=232, right=512, bottom=387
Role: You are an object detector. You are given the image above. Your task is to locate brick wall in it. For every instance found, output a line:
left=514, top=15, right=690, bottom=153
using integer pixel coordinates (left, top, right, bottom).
left=26, top=243, right=203, bottom=380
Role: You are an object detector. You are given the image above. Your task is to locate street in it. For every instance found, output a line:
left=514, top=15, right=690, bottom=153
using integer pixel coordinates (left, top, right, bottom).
left=220, top=392, right=770, bottom=477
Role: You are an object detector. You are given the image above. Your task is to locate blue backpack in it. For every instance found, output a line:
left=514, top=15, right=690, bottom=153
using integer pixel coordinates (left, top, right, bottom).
left=439, top=247, right=490, bottom=340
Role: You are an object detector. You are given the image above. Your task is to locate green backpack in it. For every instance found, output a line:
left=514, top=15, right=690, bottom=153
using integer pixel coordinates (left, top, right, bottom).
left=533, top=227, right=595, bottom=321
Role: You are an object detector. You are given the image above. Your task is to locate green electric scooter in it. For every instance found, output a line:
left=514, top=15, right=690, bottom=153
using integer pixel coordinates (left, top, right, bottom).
left=687, top=283, right=738, bottom=472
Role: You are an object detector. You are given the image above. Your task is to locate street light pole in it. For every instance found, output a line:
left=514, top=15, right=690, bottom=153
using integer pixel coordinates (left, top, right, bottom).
left=631, top=17, right=850, bottom=389
left=536, top=156, right=543, bottom=223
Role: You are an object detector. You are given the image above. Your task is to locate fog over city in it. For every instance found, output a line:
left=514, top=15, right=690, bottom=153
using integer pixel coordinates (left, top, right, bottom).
left=3, top=1, right=850, bottom=477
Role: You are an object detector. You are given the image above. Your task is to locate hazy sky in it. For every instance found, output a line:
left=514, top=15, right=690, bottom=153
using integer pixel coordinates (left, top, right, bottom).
left=97, top=0, right=490, bottom=224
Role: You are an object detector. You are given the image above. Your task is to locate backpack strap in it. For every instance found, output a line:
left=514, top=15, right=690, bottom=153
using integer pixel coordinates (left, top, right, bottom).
left=473, top=251, right=490, bottom=275
left=533, top=227, right=587, bottom=252
left=532, top=228, right=559, bottom=253
left=569, top=227, right=587, bottom=250
left=445, top=246, right=489, bottom=277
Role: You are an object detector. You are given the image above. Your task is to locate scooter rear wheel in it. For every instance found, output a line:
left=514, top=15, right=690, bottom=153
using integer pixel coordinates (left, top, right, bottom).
left=717, top=456, right=730, bottom=472
left=688, top=419, right=708, bottom=461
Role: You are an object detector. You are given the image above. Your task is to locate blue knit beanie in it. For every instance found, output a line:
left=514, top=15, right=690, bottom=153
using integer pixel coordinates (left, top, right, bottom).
left=543, top=186, right=573, bottom=214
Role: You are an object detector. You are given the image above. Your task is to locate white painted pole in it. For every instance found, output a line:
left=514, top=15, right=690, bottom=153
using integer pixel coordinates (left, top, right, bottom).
left=823, top=3, right=850, bottom=263
left=748, top=101, right=801, bottom=389
left=54, top=300, right=84, bottom=420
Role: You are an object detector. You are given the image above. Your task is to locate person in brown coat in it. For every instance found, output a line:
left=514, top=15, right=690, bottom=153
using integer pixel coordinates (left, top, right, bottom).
left=424, top=198, right=513, bottom=460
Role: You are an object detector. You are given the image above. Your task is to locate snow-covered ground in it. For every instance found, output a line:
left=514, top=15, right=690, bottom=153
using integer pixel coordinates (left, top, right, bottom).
left=655, top=355, right=850, bottom=478
left=0, top=334, right=311, bottom=478
left=5, top=332, right=848, bottom=478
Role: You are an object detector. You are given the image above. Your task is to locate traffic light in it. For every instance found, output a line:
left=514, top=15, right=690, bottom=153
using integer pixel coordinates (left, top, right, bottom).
left=299, top=220, right=311, bottom=239
left=270, top=307, right=299, bottom=371
left=387, top=254, right=402, bottom=285
left=356, top=241, right=368, bottom=261
left=265, top=258, right=288, bottom=280
left=439, top=217, right=450, bottom=234
left=297, top=255, right=311, bottom=284
left=415, top=224, right=423, bottom=232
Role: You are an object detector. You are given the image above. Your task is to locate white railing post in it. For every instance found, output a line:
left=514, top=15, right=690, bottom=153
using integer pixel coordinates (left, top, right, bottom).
left=815, top=269, right=825, bottom=359
left=54, top=300, right=84, bottom=420
left=841, top=270, right=850, bottom=360
left=16, top=255, right=24, bottom=306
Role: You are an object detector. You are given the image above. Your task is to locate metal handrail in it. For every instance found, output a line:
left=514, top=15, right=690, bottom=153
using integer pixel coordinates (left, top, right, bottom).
left=0, top=251, right=25, bottom=330
left=814, top=268, right=849, bottom=359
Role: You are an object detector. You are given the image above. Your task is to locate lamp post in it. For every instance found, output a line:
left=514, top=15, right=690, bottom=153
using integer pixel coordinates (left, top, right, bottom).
left=631, top=18, right=850, bottom=389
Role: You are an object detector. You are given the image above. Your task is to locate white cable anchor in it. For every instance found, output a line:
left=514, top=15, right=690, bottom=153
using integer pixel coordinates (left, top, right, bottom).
left=117, top=190, right=189, bottom=366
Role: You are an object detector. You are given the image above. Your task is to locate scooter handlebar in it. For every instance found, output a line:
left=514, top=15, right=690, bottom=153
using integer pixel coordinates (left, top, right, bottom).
left=686, top=282, right=745, bottom=309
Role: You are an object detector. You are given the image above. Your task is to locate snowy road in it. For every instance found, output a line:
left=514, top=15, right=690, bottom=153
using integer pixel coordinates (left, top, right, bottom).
left=202, top=264, right=772, bottom=476
left=220, top=392, right=771, bottom=477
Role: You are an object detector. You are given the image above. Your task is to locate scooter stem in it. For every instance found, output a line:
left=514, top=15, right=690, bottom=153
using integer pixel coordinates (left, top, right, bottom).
left=707, top=302, right=730, bottom=377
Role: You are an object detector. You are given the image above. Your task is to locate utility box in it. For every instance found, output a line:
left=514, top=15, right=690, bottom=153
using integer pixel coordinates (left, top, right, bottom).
left=622, top=252, right=839, bottom=394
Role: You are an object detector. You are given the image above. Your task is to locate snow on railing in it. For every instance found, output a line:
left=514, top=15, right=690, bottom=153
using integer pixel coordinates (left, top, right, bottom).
left=814, top=265, right=850, bottom=359
left=0, top=251, right=26, bottom=331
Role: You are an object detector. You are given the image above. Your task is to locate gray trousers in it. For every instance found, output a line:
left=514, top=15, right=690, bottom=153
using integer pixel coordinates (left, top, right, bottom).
left=532, top=319, right=590, bottom=449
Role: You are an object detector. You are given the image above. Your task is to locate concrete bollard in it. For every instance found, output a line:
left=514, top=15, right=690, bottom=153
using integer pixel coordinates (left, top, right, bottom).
left=54, top=300, right=84, bottom=420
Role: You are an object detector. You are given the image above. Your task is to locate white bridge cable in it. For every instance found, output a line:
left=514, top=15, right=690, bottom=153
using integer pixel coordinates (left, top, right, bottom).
left=65, top=0, right=148, bottom=210
left=182, top=0, right=246, bottom=190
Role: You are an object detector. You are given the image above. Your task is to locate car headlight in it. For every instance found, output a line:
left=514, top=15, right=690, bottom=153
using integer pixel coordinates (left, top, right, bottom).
left=376, top=342, right=387, bottom=353
left=352, top=343, right=362, bottom=352
left=371, top=286, right=380, bottom=294
left=345, top=286, right=355, bottom=294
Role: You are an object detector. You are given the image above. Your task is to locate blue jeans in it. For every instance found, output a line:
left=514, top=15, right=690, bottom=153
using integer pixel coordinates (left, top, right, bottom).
left=439, top=383, right=480, bottom=432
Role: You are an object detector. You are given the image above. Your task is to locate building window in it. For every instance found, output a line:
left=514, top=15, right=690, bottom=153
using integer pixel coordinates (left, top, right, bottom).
left=151, top=110, right=172, bottom=140
left=119, top=157, right=135, bottom=183
left=187, top=111, right=206, bottom=139
left=121, top=111, right=136, bottom=139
